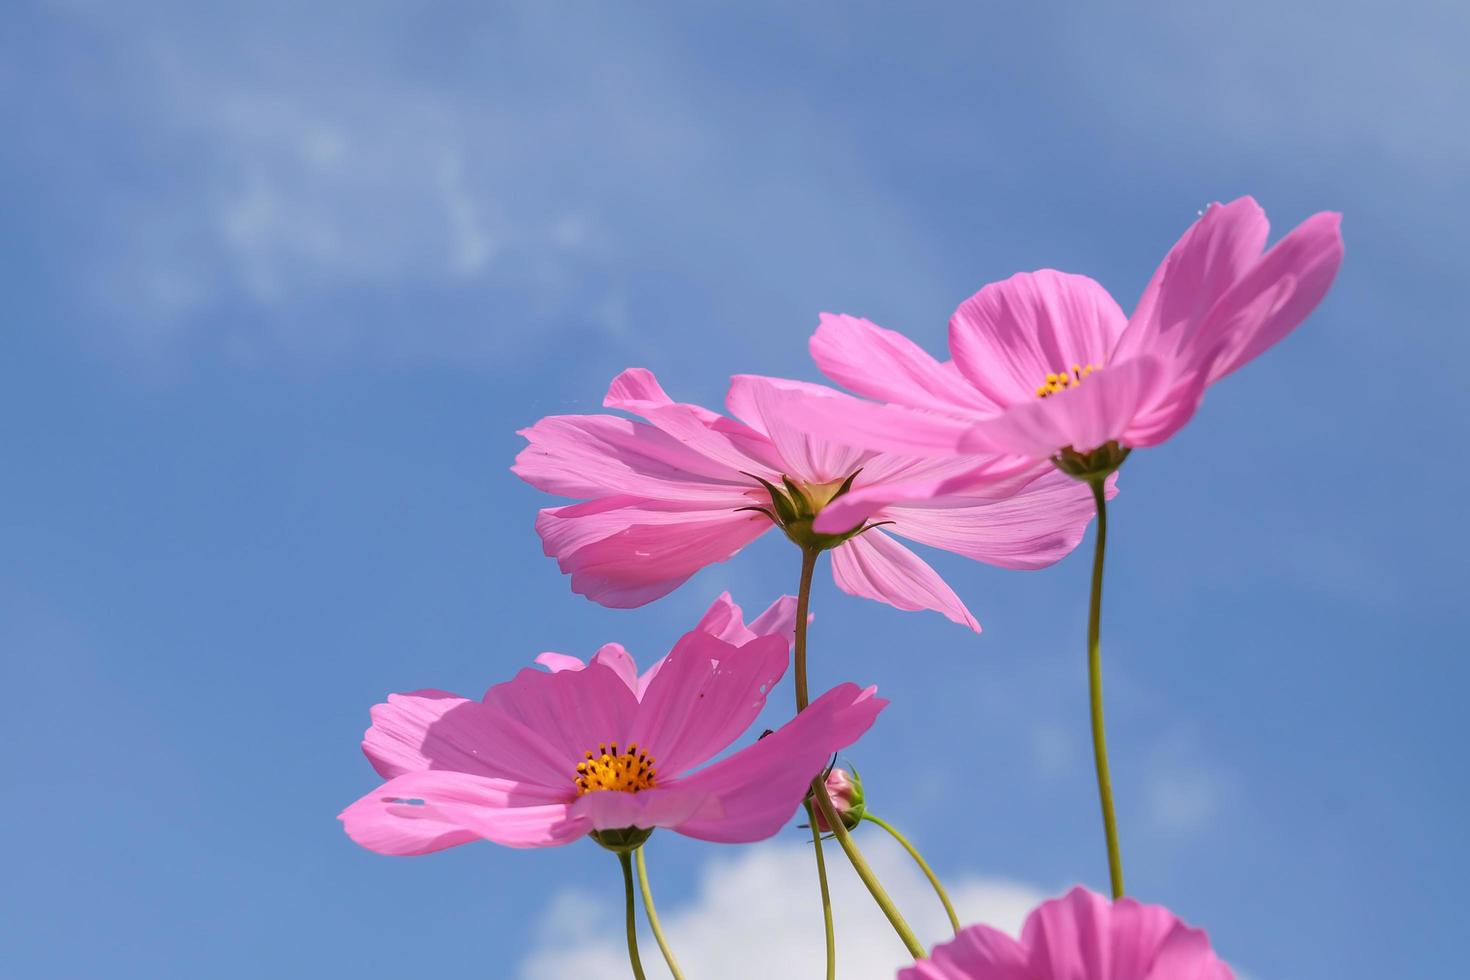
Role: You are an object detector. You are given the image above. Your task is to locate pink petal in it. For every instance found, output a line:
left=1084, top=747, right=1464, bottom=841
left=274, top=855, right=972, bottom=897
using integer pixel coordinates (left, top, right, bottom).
left=339, top=771, right=581, bottom=854
left=885, top=469, right=1114, bottom=570
left=960, top=357, right=1169, bottom=459
left=534, top=652, right=586, bottom=673
left=628, top=629, right=790, bottom=776
left=535, top=498, right=770, bottom=608
left=810, top=455, right=1043, bottom=535
left=513, top=414, right=749, bottom=501
left=605, top=368, right=786, bottom=476
left=829, top=530, right=980, bottom=631
left=1114, top=197, right=1271, bottom=371
left=589, top=642, right=640, bottom=691
left=950, top=270, right=1129, bottom=407
left=482, top=660, right=641, bottom=772
left=1146, top=926, right=1236, bottom=980
left=362, top=690, right=572, bottom=787
left=811, top=312, right=998, bottom=413
left=741, top=382, right=979, bottom=458
left=690, top=591, right=800, bottom=650
left=899, top=925, right=1031, bottom=980
left=1198, top=210, right=1344, bottom=383
left=726, top=375, right=873, bottom=482
left=670, top=682, right=888, bottom=843
left=569, top=784, right=722, bottom=831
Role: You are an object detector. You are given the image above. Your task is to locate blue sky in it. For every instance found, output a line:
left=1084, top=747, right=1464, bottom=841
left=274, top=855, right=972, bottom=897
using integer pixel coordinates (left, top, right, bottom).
left=3, top=2, right=1467, bottom=977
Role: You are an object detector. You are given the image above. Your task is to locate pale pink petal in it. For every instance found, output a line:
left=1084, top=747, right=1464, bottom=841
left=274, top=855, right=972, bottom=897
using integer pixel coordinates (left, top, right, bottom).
left=1114, top=197, right=1271, bottom=369
left=339, top=771, right=582, bottom=854
left=690, top=591, right=800, bottom=650
left=811, top=455, right=1042, bottom=535
left=1146, top=927, right=1236, bottom=980
left=535, top=498, right=770, bottom=608
left=742, top=384, right=978, bottom=458
left=950, top=270, right=1129, bottom=407
left=885, top=469, right=1114, bottom=570
left=589, top=643, right=640, bottom=691
left=513, top=414, right=749, bottom=501
left=960, top=357, right=1168, bottom=459
left=628, top=630, right=790, bottom=776
left=605, top=368, right=785, bottom=476
left=726, top=375, right=873, bottom=482
left=534, top=652, right=586, bottom=673
left=811, top=312, right=999, bottom=413
left=829, top=530, right=979, bottom=631
left=482, top=661, right=640, bottom=772
left=362, top=691, right=571, bottom=787
left=1198, top=210, right=1344, bottom=383
left=570, top=784, right=722, bottom=831
left=899, top=925, right=1031, bottom=980
left=671, top=682, right=887, bottom=843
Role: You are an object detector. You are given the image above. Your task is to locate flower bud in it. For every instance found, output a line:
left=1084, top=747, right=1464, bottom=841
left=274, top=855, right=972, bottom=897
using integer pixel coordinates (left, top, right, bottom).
left=813, top=766, right=865, bottom=832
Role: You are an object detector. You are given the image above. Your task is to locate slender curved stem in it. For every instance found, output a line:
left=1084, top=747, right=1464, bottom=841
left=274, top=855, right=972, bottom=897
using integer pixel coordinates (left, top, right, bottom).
left=1087, top=478, right=1125, bottom=899
left=618, top=851, right=648, bottom=980
left=806, top=800, right=836, bottom=980
left=863, top=813, right=960, bottom=935
left=811, top=782, right=927, bottom=959
left=634, top=847, right=684, bottom=980
left=794, top=544, right=925, bottom=960
left=792, top=546, right=835, bottom=979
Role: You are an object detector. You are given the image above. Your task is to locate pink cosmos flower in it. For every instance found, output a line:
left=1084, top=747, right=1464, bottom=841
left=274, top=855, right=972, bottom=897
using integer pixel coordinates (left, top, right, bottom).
left=901, top=887, right=1234, bottom=980
left=797, top=197, right=1341, bottom=523
left=513, top=369, right=1111, bottom=631
left=339, top=593, right=886, bottom=854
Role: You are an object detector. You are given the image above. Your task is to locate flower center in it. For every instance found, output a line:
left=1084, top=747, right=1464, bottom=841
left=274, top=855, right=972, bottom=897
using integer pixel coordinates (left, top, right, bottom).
left=574, top=743, right=657, bottom=795
left=1036, top=363, right=1100, bottom=398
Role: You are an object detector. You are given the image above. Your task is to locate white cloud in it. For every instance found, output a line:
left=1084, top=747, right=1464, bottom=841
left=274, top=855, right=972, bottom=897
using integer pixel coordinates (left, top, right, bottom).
left=519, top=837, right=1046, bottom=980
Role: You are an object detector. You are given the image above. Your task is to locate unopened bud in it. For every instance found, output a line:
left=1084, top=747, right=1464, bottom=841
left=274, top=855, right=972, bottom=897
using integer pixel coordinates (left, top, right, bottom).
left=813, top=767, right=865, bottom=832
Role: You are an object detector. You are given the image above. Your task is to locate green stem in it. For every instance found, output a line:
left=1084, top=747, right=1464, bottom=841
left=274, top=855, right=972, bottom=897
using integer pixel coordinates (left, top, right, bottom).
left=1087, top=478, right=1125, bottom=899
left=811, top=782, right=927, bottom=959
left=863, top=813, right=960, bottom=935
left=793, top=546, right=835, bottom=979
left=634, top=847, right=684, bottom=980
left=794, top=544, right=925, bottom=960
left=618, top=851, right=648, bottom=980
left=806, top=800, right=836, bottom=980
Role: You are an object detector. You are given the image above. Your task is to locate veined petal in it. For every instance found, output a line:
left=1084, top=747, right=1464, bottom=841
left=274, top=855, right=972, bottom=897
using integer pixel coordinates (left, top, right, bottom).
left=898, top=925, right=1031, bottom=980
left=811, top=455, right=1042, bottom=535
left=689, top=591, right=800, bottom=650
left=482, top=660, right=640, bottom=771
left=960, top=357, right=1168, bottom=459
left=726, top=375, right=873, bottom=482
left=628, top=629, right=790, bottom=776
left=811, top=312, right=998, bottom=414
left=950, top=270, right=1128, bottom=407
left=743, top=384, right=978, bottom=459
left=605, top=368, right=785, bottom=476
left=1198, top=210, right=1344, bottom=383
left=339, top=771, right=581, bottom=854
left=535, top=498, right=769, bottom=608
left=671, top=682, right=887, bottom=843
left=885, top=469, right=1114, bottom=570
left=570, top=784, right=722, bottom=831
left=362, top=690, right=572, bottom=788
left=513, top=414, right=750, bottom=500
left=830, top=530, right=979, bottom=631
left=1115, top=196, right=1271, bottom=369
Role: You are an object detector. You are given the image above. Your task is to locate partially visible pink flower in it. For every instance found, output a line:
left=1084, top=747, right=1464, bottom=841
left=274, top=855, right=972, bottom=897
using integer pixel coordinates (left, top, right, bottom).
left=340, top=594, right=885, bottom=854
left=901, top=887, right=1234, bottom=980
left=796, top=197, right=1341, bottom=516
left=514, top=369, right=1112, bottom=631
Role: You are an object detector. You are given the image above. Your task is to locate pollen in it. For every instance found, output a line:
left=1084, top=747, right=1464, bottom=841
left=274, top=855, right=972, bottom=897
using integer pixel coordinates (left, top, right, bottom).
left=1036, top=363, right=1099, bottom=398
left=574, top=743, right=657, bottom=795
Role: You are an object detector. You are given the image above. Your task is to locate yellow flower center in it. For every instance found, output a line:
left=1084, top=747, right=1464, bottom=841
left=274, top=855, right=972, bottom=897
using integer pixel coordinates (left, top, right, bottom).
left=1036, top=363, right=1099, bottom=398
left=574, top=743, right=657, bottom=795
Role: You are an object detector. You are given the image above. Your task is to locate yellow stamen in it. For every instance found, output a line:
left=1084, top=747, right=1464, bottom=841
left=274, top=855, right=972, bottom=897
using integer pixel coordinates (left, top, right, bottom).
left=1036, top=362, right=1101, bottom=398
left=573, top=742, right=657, bottom=795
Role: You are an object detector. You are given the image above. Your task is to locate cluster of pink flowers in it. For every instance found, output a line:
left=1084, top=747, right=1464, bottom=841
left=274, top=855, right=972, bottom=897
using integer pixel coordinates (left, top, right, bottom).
left=341, top=196, right=1342, bottom=978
